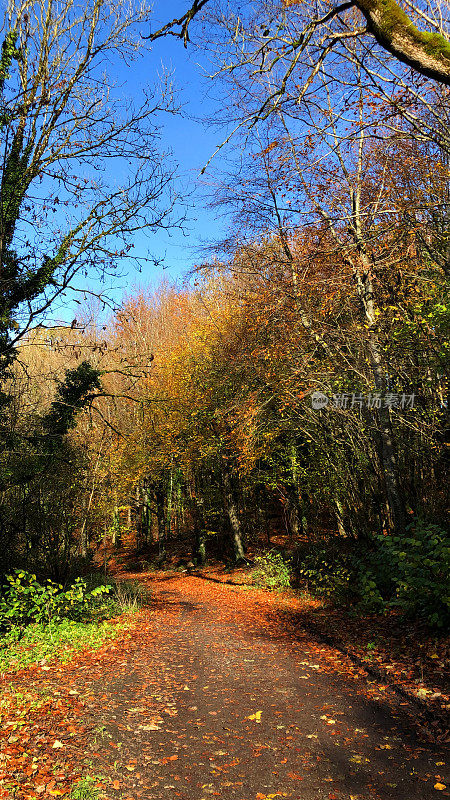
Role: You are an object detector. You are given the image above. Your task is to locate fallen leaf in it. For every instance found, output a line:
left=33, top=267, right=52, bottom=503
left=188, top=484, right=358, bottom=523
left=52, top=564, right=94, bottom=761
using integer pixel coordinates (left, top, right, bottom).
left=434, top=784, right=446, bottom=791
left=247, top=711, right=262, bottom=721
left=52, top=740, right=64, bottom=749
left=349, top=755, right=370, bottom=764
left=160, top=755, right=178, bottom=764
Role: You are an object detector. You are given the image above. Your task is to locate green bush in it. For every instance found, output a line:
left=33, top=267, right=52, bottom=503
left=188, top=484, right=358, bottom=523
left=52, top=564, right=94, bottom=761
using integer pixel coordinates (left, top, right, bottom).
left=253, top=550, right=292, bottom=591
left=294, top=542, right=353, bottom=599
left=293, top=519, right=449, bottom=628
left=0, top=570, right=113, bottom=630
left=378, top=519, right=450, bottom=627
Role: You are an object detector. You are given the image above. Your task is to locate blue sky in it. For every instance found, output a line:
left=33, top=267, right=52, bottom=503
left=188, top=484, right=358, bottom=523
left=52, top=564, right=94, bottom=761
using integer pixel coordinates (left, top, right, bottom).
left=139, top=13, right=228, bottom=278
left=57, top=1, right=230, bottom=325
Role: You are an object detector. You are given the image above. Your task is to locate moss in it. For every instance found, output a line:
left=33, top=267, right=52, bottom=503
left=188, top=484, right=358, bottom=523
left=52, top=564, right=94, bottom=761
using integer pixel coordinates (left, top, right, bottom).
left=360, top=0, right=450, bottom=68
left=420, top=30, right=450, bottom=61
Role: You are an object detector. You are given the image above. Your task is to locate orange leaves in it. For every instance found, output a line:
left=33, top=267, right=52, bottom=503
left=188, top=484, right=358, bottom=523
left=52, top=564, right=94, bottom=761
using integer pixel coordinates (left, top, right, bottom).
left=159, top=755, right=178, bottom=765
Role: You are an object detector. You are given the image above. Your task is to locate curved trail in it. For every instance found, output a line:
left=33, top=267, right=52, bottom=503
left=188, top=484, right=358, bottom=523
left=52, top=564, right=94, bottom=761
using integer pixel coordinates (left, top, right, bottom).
left=2, top=573, right=447, bottom=799
left=85, top=574, right=448, bottom=799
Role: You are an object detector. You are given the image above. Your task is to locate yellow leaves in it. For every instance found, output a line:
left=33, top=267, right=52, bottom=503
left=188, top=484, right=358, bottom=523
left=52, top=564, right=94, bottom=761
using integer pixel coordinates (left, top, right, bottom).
left=52, top=740, right=64, bottom=748
left=349, top=754, right=370, bottom=764
left=256, top=794, right=287, bottom=799
left=434, top=783, right=447, bottom=791
left=247, top=710, right=262, bottom=722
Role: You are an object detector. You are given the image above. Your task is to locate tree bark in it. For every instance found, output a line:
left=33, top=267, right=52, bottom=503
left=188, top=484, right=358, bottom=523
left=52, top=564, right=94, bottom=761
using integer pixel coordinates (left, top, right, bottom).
left=356, top=260, right=407, bottom=534
left=189, top=486, right=207, bottom=566
left=155, top=485, right=166, bottom=558
left=151, top=1, right=450, bottom=86
left=335, top=498, right=347, bottom=537
left=354, top=0, right=450, bottom=86
left=221, top=462, right=246, bottom=561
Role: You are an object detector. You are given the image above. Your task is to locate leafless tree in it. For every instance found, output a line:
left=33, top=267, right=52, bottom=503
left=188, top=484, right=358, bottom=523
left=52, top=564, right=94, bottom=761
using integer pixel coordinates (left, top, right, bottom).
left=150, top=0, right=450, bottom=86
left=0, top=0, right=179, bottom=363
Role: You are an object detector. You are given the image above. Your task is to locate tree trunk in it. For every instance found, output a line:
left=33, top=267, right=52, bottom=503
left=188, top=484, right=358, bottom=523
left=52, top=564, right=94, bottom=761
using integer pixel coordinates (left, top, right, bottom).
left=285, top=491, right=301, bottom=539
left=155, top=485, right=166, bottom=558
left=167, top=466, right=173, bottom=539
left=221, top=462, right=245, bottom=562
left=355, top=247, right=406, bottom=535
left=190, top=486, right=207, bottom=566
left=335, top=498, right=347, bottom=537
left=112, top=505, right=121, bottom=548
left=367, top=315, right=406, bottom=534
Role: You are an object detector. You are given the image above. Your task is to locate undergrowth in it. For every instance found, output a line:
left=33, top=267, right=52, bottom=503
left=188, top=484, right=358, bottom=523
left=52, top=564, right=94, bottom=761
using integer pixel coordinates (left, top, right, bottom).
left=70, top=775, right=105, bottom=800
left=293, top=517, right=450, bottom=628
left=0, top=615, right=131, bottom=674
left=0, top=571, right=146, bottom=674
left=252, top=550, right=292, bottom=591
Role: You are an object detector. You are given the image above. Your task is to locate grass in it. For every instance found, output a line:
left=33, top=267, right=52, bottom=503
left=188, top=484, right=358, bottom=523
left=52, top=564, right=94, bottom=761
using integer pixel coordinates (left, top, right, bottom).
left=70, top=775, right=105, bottom=800
left=0, top=614, right=132, bottom=674
left=84, top=573, right=150, bottom=612
left=0, top=575, right=148, bottom=675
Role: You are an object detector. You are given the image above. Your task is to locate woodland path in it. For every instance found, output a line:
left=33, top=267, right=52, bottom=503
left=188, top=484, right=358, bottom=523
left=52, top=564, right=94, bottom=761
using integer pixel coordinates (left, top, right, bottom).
left=2, top=573, right=449, bottom=799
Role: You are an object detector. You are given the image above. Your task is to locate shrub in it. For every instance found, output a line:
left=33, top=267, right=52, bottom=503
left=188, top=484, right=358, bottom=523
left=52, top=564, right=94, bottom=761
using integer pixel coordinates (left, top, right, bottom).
left=378, top=518, right=450, bottom=627
left=294, top=542, right=353, bottom=600
left=0, top=570, right=113, bottom=631
left=253, top=550, right=292, bottom=591
left=292, top=518, right=450, bottom=628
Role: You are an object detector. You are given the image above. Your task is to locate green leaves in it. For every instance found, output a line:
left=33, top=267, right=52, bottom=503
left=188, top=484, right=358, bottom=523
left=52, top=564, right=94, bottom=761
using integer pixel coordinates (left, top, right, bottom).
left=0, top=570, right=113, bottom=630
left=43, top=362, right=102, bottom=441
left=253, top=550, right=292, bottom=591
left=378, top=519, right=450, bottom=627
